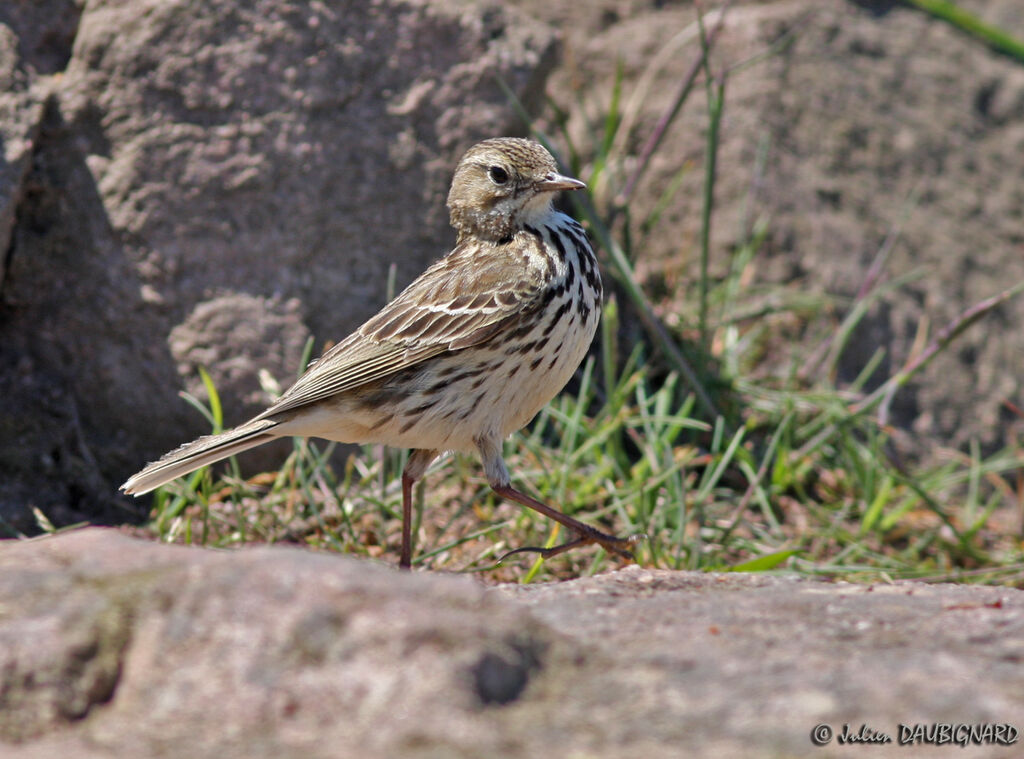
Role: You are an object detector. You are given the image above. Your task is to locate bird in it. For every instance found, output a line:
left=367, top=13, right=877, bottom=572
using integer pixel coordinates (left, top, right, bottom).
left=121, top=137, right=640, bottom=568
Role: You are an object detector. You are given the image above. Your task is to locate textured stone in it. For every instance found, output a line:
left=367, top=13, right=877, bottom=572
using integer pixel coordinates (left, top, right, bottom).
left=1, top=529, right=1022, bottom=758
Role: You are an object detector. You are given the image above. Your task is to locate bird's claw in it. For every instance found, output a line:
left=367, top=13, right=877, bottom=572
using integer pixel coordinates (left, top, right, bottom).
left=498, top=530, right=646, bottom=563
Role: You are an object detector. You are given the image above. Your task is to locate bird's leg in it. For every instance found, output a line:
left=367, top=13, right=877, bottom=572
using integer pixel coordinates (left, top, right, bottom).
left=491, top=484, right=640, bottom=561
left=399, top=448, right=438, bottom=569
left=476, top=436, right=642, bottom=563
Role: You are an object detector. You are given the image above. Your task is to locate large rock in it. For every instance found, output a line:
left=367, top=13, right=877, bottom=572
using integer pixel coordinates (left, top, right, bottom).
left=0, top=0, right=76, bottom=291
left=0, top=0, right=105, bottom=534
left=0, top=0, right=559, bottom=530
left=1, top=529, right=1022, bottom=758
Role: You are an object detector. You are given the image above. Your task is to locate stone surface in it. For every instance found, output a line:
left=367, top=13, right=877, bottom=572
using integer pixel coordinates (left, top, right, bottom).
left=1, top=529, right=1021, bottom=758
left=0, top=0, right=120, bottom=533
left=168, top=293, right=311, bottom=423
left=0, top=1, right=49, bottom=293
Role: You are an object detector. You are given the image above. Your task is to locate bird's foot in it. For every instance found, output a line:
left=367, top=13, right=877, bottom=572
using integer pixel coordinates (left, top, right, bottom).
left=499, top=526, right=645, bottom=563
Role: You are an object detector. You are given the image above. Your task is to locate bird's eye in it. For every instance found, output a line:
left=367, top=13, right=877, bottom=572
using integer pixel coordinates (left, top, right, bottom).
left=488, top=166, right=510, bottom=185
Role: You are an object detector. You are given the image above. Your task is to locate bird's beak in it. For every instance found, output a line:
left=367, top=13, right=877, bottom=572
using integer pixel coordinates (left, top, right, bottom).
left=536, top=172, right=586, bottom=193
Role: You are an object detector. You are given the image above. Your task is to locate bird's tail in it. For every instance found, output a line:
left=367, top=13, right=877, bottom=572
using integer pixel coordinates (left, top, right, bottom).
left=120, top=418, right=279, bottom=495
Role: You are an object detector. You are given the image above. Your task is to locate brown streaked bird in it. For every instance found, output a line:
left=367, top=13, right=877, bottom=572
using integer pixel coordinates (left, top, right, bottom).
left=122, top=137, right=640, bottom=568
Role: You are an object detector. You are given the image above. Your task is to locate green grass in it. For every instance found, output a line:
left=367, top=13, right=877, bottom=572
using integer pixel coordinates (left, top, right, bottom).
left=903, top=0, right=1024, bottom=63
left=146, top=5, right=1024, bottom=585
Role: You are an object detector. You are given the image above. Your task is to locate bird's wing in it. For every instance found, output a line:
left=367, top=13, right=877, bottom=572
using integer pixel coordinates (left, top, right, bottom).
left=260, top=236, right=551, bottom=417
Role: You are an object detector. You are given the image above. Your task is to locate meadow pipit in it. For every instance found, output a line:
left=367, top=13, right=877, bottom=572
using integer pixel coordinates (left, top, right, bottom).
left=122, top=137, right=640, bottom=567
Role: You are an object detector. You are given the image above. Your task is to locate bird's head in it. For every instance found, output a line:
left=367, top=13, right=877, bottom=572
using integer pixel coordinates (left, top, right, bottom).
left=447, top=137, right=585, bottom=242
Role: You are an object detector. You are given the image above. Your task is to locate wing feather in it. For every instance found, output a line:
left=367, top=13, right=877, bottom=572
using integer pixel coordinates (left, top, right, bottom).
left=259, top=235, right=549, bottom=417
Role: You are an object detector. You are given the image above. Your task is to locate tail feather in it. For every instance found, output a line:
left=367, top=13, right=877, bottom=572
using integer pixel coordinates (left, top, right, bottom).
left=121, top=419, right=279, bottom=495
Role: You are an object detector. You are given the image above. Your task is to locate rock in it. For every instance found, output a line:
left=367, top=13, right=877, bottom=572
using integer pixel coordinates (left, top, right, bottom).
left=0, top=0, right=80, bottom=76
left=1, top=529, right=1022, bottom=758
left=0, top=366, right=123, bottom=535
left=0, top=5, right=48, bottom=292
left=0, top=529, right=575, bottom=758
left=0, top=1, right=130, bottom=533
left=168, top=293, right=311, bottom=423
left=0, top=0, right=560, bottom=529
left=0, top=92, right=186, bottom=531
left=503, top=568, right=1024, bottom=751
